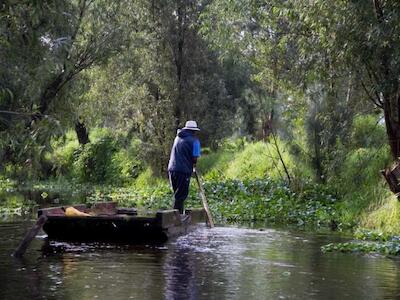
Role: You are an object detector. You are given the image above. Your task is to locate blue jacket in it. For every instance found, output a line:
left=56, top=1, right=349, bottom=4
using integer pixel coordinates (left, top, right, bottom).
left=168, top=129, right=201, bottom=174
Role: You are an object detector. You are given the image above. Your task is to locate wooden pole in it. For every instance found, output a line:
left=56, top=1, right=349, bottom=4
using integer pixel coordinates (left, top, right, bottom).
left=13, top=215, right=47, bottom=258
left=194, top=169, right=215, bottom=228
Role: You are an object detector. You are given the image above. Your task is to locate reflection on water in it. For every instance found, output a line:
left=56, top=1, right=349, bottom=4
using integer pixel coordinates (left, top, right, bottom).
left=1, top=222, right=400, bottom=299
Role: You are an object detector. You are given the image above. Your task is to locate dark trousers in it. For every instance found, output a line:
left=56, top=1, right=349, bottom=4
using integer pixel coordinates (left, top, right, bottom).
left=169, top=171, right=191, bottom=214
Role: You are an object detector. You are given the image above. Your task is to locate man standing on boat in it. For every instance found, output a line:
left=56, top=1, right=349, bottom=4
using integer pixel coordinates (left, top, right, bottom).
left=168, top=120, right=201, bottom=214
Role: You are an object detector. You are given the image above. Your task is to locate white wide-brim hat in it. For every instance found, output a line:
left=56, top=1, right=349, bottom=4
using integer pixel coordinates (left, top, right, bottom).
left=182, top=120, right=200, bottom=131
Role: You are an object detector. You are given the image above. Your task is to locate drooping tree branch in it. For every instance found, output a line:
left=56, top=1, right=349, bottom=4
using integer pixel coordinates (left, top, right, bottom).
left=360, top=79, right=383, bottom=109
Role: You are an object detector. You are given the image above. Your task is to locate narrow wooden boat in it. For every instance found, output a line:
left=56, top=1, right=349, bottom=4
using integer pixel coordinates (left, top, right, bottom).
left=37, top=202, right=206, bottom=244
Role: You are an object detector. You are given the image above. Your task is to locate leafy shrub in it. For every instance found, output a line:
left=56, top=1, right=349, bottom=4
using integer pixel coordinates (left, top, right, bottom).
left=112, top=149, right=141, bottom=182
left=50, top=131, right=80, bottom=176
left=135, top=167, right=165, bottom=189
left=89, top=127, right=119, bottom=143
left=360, top=196, right=400, bottom=234
left=73, top=135, right=119, bottom=183
left=224, top=140, right=294, bottom=180
left=337, top=146, right=390, bottom=194
left=0, top=178, right=14, bottom=191
left=0, top=163, right=23, bottom=180
left=328, top=145, right=391, bottom=228
left=49, top=128, right=144, bottom=184
left=111, top=138, right=144, bottom=183
left=217, top=137, right=247, bottom=152
left=198, top=151, right=233, bottom=179
left=201, top=147, right=211, bottom=155
left=351, top=115, right=386, bottom=149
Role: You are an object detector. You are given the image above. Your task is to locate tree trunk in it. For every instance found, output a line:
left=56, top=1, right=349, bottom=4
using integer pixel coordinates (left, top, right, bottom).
left=174, top=105, right=182, bottom=130
left=261, top=110, right=274, bottom=140
left=372, top=0, right=400, bottom=159
left=383, top=95, right=400, bottom=159
left=313, top=125, right=325, bottom=183
left=75, top=119, right=90, bottom=145
left=173, top=0, right=185, bottom=130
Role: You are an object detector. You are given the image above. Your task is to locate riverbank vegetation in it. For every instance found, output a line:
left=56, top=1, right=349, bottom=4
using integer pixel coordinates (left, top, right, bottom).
left=2, top=1, right=400, bottom=254
left=0, top=122, right=393, bottom=231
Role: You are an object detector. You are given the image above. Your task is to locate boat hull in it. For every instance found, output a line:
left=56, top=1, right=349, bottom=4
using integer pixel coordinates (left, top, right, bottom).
left=38, top=204, right=205, bottom=244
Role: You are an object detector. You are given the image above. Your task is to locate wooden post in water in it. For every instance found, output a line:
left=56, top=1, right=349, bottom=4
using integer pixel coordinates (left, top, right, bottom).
left=13, top=215, right=47, bottom=258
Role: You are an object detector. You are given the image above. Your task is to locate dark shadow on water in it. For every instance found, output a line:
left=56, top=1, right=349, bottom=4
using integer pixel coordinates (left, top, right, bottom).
left=164, top=248, right=198, bottom=300
left=40, top=239, right=167, bottom=256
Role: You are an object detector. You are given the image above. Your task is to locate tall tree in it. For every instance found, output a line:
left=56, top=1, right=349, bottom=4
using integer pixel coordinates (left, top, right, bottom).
left=0, top=0, right=134, bottom=170
left=201, top=0, right=385, bottom=180
left=81, top=0, right=242, bottom=174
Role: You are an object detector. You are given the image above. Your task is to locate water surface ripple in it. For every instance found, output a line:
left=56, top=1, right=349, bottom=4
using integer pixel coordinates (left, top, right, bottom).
left=1, top=223, right=400, bottom=299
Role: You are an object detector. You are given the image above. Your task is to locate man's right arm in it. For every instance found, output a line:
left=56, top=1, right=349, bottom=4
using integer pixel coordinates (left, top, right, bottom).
left=192, top=139, right=201, bottom=170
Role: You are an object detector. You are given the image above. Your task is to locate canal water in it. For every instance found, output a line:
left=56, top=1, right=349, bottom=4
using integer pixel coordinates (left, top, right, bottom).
left=1, top=190, right=400, bottom=299
left=2, top=222, right=400, bottom=299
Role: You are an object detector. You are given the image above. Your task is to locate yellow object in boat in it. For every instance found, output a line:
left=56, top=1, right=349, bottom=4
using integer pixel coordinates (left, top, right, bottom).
left=65, top=206, right=91, bottom=217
